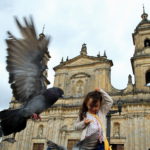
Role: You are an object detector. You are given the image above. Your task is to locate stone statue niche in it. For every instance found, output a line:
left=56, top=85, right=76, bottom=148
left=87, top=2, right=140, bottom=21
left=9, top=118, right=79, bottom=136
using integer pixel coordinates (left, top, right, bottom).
left=113, top=122, right=120, bottom=137
left=37, top=125, right=44, bottom=138
left=75, top=80, right=84, bottom=97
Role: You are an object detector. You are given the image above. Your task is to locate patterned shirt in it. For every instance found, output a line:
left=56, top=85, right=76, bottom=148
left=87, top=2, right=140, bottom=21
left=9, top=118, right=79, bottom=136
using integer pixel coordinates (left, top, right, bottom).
left=85, top=112, right=104, bottom=143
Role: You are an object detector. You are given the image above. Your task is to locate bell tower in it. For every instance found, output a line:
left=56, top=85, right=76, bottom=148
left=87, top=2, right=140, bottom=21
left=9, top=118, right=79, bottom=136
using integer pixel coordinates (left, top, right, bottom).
left=131, top=6, right=150, bottom=91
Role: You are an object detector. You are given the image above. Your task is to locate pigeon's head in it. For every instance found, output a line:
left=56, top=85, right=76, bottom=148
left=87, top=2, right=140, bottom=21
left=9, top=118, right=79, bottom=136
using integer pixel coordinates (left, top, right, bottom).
left=44, top=87, right=64, bottom=104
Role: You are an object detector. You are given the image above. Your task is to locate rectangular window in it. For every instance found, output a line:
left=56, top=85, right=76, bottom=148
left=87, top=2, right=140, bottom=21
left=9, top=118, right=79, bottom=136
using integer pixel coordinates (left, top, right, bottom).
left=33, top=143, right=44, bottom=150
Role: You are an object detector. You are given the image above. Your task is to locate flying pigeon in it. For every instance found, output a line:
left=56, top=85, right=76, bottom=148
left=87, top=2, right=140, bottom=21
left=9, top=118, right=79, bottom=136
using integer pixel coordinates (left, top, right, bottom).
left=0, top=17, right=64, bottom=139
left=72, top=133, right=99, bottom=150
left=47, top=140, right=67, bottom=150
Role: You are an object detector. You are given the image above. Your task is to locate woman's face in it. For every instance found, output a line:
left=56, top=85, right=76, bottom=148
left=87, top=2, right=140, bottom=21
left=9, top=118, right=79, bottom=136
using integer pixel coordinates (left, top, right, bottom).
left=87, top=98, right=101, bottom=114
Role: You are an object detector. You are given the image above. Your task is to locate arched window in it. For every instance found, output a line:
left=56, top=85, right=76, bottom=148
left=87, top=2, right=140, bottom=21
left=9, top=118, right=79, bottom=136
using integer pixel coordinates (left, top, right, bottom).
left=146, top=70, right=150, bottom=86
left=144, top=39, right=150, bottom=47
left=113, top=122, right=120, bottom=137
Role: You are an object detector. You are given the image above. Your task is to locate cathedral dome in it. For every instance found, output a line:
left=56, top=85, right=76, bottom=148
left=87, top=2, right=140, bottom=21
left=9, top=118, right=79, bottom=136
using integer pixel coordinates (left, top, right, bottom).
left=135, top=6, right=150, bottom=32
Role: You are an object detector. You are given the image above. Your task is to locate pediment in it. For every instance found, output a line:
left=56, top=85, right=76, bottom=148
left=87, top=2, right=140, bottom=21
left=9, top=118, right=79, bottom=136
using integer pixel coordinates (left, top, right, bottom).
left=53, top=55, right=112, bottom=71
left=65, top=56, right=98, bottom=67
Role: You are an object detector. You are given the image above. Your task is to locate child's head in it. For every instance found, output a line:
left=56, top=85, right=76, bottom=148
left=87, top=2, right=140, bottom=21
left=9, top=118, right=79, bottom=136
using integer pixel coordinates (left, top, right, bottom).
left=79, top=90, right=103, bottom=120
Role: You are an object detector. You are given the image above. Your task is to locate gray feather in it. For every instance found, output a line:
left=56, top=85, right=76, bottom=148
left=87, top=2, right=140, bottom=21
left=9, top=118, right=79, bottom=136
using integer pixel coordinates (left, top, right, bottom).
left=2, top=138, right=16, bottom=143
left=72, top=133, right=99, bottom=150
left=21, top=95, right=47, bottom=117
left=47, top=140, right=67, bottom=150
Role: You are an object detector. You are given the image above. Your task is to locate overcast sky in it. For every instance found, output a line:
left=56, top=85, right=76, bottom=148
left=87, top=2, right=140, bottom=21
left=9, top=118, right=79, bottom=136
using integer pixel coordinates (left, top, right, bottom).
left=0, top=0, right=150, bottom=110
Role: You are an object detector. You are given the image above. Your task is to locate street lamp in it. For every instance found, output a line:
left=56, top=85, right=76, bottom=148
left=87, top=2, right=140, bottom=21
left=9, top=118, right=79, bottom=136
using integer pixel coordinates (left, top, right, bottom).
left=106, top=100, right=123, bottom=143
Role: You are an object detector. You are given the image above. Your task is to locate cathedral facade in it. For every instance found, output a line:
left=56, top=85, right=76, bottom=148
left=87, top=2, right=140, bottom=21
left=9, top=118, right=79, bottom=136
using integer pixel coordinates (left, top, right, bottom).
left=1, top=10, right=150, bottom=150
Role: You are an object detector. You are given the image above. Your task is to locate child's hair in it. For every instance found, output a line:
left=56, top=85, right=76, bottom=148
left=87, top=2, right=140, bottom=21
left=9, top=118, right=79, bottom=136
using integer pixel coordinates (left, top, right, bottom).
left=79, top=90, right=103, bottom=121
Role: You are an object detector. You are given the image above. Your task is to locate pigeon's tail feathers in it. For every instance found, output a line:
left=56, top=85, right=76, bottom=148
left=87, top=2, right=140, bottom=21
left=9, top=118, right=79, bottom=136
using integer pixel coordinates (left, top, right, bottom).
left=0, top=127, right=3, bottom=138
left=0, top=109, right=27, bottom=136
left=0, top=109, right=20, bottom=120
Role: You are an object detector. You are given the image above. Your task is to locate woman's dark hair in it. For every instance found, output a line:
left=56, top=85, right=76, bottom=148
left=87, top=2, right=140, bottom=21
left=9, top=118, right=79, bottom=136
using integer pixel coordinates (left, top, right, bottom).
left=79, top=90, right=103, bottom=121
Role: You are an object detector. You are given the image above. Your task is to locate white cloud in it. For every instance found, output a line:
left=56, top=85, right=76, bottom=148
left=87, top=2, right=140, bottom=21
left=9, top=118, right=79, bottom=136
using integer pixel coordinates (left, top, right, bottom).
left=0, top=0, right=150, bottom=110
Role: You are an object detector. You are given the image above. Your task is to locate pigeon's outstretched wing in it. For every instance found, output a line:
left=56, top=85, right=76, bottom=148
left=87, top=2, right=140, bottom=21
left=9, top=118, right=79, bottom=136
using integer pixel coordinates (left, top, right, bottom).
left=72, top=133, right=99, bottom=150
left=6, top=17, right=50, bottom=102
left=47, top=140, right=67, bottom=150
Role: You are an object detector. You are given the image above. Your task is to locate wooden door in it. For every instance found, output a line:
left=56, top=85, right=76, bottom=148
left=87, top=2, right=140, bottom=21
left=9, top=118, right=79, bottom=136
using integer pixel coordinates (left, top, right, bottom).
left=33, top=143, right=44, bottom=150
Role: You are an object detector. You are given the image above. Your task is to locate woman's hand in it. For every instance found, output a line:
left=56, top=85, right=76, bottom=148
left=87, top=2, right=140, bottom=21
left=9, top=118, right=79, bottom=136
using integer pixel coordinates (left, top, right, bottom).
left=84, top=119, right=93, bottom=125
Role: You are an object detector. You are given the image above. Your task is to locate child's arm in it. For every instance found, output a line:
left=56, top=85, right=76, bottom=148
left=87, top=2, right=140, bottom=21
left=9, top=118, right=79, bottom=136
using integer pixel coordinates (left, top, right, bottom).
left=74, top=117, right=92, bottom=130
left=100, top=89, right=113, bottom=114
left=74, top=117, right=86, bottom=130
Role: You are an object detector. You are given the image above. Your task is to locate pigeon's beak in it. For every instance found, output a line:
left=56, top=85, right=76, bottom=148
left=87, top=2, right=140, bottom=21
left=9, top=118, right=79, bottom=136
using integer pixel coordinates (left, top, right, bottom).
left=61, top=94, right=64, bottom=98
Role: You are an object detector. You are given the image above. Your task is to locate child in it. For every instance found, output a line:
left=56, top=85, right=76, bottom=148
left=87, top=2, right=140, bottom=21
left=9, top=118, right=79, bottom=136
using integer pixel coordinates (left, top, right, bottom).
left=74, top=88, right=113, bottom=150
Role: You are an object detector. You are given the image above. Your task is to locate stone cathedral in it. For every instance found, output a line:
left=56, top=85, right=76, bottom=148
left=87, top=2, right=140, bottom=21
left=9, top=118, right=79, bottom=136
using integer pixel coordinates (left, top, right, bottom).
left=1, top=10, right=150, bottom=150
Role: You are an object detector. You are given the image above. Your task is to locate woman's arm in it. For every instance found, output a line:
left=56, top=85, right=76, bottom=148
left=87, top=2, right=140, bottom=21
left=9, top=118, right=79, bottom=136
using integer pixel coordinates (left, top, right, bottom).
left=100, top=89, right=113, bottom=114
